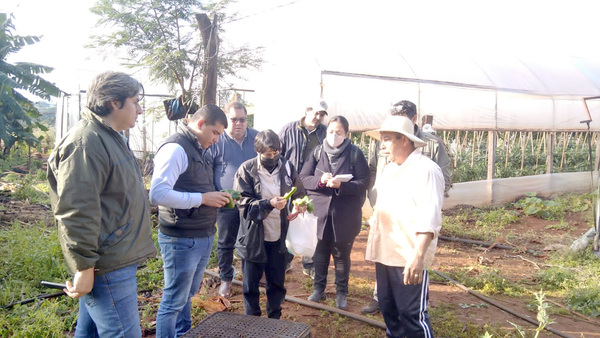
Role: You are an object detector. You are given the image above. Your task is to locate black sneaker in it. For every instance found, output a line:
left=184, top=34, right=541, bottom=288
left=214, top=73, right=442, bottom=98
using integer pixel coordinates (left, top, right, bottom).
left=361, top=299, right=380, bottom=314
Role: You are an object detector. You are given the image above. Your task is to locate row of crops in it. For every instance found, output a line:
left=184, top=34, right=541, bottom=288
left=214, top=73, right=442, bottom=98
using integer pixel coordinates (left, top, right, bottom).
left=351, top=131, right=596, bottom=183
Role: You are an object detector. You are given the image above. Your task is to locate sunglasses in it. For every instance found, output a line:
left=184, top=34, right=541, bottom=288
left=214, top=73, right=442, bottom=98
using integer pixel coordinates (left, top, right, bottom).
left=230, top=117, right=247, bottom=123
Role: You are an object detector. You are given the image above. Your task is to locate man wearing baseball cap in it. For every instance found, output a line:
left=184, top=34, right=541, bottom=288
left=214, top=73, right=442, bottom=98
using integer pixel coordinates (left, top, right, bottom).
left=365, top=115, right=444, bottom=337
left=279, top=100, right=328, bottom=277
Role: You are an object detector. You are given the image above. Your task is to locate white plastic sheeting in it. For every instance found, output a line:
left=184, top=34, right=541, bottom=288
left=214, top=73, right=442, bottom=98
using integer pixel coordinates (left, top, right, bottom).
left=320, top=51, right=600, bottom=132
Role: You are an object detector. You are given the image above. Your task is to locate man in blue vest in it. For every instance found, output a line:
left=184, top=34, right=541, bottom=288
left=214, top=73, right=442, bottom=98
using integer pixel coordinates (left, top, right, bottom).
left=211, top=101, right=259, bottom=298
left=149, top=104, right=231, bottom=337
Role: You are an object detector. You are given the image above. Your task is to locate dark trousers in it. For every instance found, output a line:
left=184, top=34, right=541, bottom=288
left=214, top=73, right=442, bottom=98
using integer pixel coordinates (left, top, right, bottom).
left=376, top=263, right=434, bottom=338
left=312, top=219, right=355, bottom=294
left=217, top=207, right=240, bottom=281
left=241, top=241, right=287, bottom=319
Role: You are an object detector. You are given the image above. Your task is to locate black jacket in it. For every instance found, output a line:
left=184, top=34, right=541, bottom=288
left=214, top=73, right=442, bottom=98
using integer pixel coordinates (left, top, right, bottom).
left=279, top=119, right=326, bottom=172
left=233, top=156, right=305, bottom=262
left=299, top=143, right=369, bottom=244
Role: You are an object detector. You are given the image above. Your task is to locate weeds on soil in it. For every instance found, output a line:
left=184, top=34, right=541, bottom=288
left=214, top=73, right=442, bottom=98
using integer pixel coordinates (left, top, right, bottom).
left=0, top=221, right=76, bottom=336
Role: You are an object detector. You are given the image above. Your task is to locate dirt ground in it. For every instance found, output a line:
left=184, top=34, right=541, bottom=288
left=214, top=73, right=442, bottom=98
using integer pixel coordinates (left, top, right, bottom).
left=194, top=207, right=600, bottom=337
left=2, top=195, right=599, bottom=337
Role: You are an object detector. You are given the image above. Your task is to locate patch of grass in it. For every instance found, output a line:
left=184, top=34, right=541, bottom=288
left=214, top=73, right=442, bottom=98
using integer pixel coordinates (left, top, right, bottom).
left=0, top=299, right=78, bottom=337
left=544, top=220, right=574, bottom=231
left=447, top=267, right=524, bottom=297
left=442, top=215, right=503, bottom=242
left=475, top=208, right=519, bottom=228
left=535, top=247, right=600, bottom=317
left=0, top=221, right=76, bottom=336
left=430, top=303, right=510, bottom=337
left=137, top=257, right=164, bottom=291
left=348, top=274, right=376, bottom=298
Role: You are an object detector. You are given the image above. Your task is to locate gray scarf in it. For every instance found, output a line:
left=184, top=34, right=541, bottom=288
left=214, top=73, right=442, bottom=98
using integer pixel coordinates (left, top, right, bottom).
left=322, top=138, right=350, bottom=172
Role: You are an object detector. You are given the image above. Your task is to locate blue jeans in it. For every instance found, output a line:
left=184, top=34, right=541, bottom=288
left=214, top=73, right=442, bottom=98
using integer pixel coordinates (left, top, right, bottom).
left=216, top=207, right=240, bottom=281
left=75, top=264, right=141, bottom=338
left=156, top=231, right=214, bottom=338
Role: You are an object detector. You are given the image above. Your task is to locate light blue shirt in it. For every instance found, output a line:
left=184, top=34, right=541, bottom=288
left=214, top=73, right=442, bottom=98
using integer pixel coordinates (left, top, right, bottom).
left=211, top=128, right=259, bottom=191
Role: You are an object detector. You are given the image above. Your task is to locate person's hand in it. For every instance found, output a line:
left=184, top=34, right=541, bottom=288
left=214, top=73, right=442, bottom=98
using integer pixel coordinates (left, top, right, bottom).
left=65, top=267, right=94, bottom=299
left=326, top=178, right=341, bottom=189
left=403, top=254, right=425, bottom=285
left=295, top=204, right=308, bottom=214
left=270, top=196, right=287, bottom=210
left=320, top=172, right=333, bottom=184
left=202, top=191, right=231, bottom=207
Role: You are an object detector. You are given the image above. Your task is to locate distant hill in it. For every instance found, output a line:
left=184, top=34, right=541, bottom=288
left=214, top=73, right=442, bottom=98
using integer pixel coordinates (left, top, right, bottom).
left=34, top=101, right=56, bottom=126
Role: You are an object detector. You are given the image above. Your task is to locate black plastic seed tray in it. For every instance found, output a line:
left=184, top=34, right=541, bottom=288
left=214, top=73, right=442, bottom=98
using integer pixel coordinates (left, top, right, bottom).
left=182, top=311, right=311, bottom=338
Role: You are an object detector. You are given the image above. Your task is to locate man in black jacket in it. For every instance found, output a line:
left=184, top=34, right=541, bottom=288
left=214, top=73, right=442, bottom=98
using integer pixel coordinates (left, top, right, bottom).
left=279, top=101, right=328, bottom=277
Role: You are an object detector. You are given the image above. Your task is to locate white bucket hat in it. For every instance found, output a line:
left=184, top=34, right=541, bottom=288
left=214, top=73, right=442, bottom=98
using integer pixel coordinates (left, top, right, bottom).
left=375, top=116, right=426, bottom=147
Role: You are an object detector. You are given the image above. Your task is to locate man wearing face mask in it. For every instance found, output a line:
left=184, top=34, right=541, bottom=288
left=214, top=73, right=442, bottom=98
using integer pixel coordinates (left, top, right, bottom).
left=210, top=101, right=259, bottom=299
left=279, top=101, right=328, bottom=277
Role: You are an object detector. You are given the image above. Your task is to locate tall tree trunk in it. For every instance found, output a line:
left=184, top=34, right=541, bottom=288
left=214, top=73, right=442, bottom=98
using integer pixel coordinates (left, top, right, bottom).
left=196, top=13, right=219, bottom=106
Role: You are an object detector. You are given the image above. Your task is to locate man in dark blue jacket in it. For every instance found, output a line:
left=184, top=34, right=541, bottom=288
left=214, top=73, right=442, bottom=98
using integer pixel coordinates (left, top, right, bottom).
left=279, top=101, right=328, bottom=277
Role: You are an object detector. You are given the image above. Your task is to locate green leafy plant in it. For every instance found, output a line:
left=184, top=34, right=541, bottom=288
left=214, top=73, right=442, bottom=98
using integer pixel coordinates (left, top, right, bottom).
left=514, top=192, right=560, bottom=220
left=509, top=290, right=555, bottom=338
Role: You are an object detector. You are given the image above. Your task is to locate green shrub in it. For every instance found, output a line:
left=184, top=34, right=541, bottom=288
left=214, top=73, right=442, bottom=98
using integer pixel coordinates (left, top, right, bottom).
left=514, top=192, right=561, bottom=220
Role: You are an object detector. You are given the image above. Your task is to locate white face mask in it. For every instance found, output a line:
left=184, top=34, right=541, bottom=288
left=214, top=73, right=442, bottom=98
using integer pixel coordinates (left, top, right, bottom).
left=326, top=133, right=345, bottom=148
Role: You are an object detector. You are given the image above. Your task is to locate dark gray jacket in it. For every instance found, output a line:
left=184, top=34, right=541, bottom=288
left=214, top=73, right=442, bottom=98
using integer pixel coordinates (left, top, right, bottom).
left=233, top=157, right=305, bottom=262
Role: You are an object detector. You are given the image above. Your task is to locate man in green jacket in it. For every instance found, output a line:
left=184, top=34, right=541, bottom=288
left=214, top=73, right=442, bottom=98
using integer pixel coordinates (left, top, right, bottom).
left=48, top=71, right=157, bottom=337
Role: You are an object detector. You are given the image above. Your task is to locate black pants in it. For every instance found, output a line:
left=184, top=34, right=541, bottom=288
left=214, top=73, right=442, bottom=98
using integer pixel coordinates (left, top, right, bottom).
left=241, top=241, right=287, bottom=319
left=217, top=207, right=240, bottom=281
left=312, top=218, right=355, bottom=294
left=376, top=263, right=433, bottom=338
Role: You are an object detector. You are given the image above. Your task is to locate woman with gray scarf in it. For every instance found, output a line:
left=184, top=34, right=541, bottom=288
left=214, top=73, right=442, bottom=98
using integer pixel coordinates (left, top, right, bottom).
left=299, top=116, right=370, bottom=309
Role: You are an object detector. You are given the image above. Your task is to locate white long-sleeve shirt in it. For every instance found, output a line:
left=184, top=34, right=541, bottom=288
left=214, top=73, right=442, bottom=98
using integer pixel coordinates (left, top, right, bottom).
left=149, top=142, right=204, bottom=209
left=365, top=149, right=444, bottom=268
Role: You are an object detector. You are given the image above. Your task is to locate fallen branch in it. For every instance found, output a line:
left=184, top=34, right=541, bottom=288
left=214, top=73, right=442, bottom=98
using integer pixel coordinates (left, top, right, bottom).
left=507, top=255, right=541, bottom=270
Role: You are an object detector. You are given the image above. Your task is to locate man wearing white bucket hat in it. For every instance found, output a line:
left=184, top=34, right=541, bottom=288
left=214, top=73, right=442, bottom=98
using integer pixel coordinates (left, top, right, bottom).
left=365, top=115, right=444, bottom=337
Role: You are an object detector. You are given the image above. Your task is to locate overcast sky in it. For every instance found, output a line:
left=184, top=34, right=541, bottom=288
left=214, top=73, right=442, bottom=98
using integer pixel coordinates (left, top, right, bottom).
left=4, top=0, right=600, bottom=123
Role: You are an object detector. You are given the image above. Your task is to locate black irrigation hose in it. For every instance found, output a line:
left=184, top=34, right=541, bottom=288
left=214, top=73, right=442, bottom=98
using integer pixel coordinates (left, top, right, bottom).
left=438, top=235, right=542, bottom=256
left=432, top=270, right=572, bottom=338
left=1, top=291, right=66, bottom=310
left=203, top=270, right=387, bottom=330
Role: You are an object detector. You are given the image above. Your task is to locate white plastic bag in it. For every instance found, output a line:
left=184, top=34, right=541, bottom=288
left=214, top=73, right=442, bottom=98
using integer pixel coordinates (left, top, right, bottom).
left=285, top=212, right=318, bottom=257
